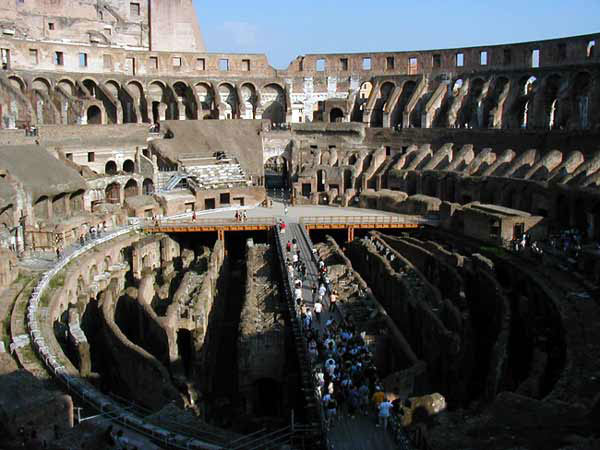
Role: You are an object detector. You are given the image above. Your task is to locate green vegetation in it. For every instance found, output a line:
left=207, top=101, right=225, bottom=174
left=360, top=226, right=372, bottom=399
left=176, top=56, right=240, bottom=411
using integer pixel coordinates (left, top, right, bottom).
left=49, top=272, right=65, bottom=290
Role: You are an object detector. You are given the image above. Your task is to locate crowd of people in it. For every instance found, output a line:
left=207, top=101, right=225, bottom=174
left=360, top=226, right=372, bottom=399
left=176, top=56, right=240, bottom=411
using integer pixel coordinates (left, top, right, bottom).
left=281, top=230, right=401, bottom=438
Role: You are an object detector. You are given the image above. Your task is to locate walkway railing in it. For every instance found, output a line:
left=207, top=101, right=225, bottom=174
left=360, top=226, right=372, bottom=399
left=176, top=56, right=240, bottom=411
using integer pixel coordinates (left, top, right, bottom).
left=143, top=216, right=276, bottom=228
left=300, top=215, right=436, bottom=226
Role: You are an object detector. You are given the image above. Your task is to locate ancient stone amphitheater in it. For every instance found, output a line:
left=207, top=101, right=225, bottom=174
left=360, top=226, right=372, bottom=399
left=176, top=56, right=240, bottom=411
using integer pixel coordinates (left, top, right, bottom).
left=0, top=2, right=598, bottom=450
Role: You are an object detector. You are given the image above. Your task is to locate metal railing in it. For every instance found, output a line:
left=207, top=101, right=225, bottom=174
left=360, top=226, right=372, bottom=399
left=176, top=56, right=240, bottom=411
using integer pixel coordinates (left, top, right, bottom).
left=300, top=215, right=434, bottom=226
left=143, top=216, right=276, bottom=228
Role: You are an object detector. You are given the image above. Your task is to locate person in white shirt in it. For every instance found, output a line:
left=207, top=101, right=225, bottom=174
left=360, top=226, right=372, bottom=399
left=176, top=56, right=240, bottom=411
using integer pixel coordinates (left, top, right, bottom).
left=314, top=301, right=323, bottom=321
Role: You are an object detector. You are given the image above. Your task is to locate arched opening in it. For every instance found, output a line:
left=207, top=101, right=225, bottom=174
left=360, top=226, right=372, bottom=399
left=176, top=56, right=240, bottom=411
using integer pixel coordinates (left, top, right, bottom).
left=123, top=159, right=135, bottom=173
left=352, top=81, right=373, bottom=122
left=261, top=84, right=286, bottom=125
left=330, top=108, right=344, bottom=123
left=370, top=81, right=395, bottom=127
left=264, top=156, right=288, bottom=189
left=219, top=83, right=238, bottom=119
left=348, top=154, right=358, bottom=165
left=173, top=82, right=194, bottom=119
left=105, top=183, right=121, bottom=204
left=241, top=83, right=257, bottom=119
left=105, top=161, right=117, bottom=175
left=143, top=178, right=154, bottom=195
left=89, top=264, right=98, bottom=282
left=482, top=77, right=509, bottom=128
left=124, top=179, right=138, bottom=198
left=573, top=72, right=591, bottom=129
left=253, top=378, right=281, bottom=417
left=87, top=105, right=102, bottom=124
left=543, top=75, right=565, bottom=129
left=343, top=169, right=353, bottom=192
left=317, top=169, right=326, bottom=192
left=391, top=80, right=417, bottom=128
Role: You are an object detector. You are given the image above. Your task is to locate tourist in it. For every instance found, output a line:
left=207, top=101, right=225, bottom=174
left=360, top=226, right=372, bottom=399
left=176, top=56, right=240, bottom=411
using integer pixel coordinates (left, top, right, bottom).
left=243, top=211, right=247, bottom=221
left=192, top=211, right=197, bottom=222
left=329, top=290, right=337, bottom=312
left=372, top=385, right=385, bottom=412
left=377, top=397, right=394, bottom=430
left=314, top=300, right=323, bottom=322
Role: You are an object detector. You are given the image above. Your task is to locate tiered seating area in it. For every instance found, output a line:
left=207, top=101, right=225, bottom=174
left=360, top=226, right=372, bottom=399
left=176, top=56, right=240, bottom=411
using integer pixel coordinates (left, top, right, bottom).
left=185, top=162, right=250, bottom=190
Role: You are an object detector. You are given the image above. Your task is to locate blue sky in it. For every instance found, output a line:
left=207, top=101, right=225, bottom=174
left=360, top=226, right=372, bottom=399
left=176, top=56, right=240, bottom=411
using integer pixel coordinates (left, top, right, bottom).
left=194, top=0, right=600, bottom=69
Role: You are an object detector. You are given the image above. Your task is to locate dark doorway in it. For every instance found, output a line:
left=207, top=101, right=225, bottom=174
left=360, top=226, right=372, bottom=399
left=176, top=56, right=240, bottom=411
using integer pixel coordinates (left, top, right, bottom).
left=205, top=198, right=215, bottom=209
left=87, top=105, right=101, bottom=124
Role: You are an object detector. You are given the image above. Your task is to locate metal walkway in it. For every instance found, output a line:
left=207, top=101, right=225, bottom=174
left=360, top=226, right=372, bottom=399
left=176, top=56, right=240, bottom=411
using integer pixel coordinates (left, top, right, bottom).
left=274, top=223, right=410, bottom=450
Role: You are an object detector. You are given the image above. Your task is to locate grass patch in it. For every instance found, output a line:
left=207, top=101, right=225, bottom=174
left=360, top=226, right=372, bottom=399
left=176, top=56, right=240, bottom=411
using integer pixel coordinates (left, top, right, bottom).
left=49, top=272, right=65, bottom=290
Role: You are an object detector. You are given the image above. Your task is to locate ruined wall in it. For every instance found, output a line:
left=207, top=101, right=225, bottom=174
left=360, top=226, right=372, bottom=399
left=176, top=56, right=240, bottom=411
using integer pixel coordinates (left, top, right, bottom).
left=237, top=244, right=286, bottom=415
left=100, top=278, right=181, bottom=410
left=348, top=237, right=469, bottom=404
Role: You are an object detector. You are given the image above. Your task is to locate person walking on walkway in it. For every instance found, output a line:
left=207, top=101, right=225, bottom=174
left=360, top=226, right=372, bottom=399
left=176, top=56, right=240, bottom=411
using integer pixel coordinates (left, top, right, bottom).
left=314, top=300, right=323, bottom=322
left=377, top=397, right=394, bottom=430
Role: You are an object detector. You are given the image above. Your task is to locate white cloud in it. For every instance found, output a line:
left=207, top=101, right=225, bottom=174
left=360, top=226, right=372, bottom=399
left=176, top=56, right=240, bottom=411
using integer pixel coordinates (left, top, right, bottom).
left=221, top=21, right=259, bottom=48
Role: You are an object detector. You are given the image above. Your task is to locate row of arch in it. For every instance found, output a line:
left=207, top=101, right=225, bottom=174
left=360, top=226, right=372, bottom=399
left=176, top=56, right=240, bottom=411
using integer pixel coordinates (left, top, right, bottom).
left=5, top=73, right=288, bottom=126
left=104, top=178, right=154, bottom=204
left=351, top=69, right=596, bottom=130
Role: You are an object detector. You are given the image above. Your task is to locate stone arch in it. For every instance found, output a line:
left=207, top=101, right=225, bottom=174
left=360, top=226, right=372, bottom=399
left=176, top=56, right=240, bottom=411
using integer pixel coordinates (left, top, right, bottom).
left=149, top=80, right=174, bottom=120
left=105, top=160, right=117, bottom=175
left=352, top=81, right=373, bottom=122
left=482, top=76, right=509, bottom=128
left=218, top=82, right=238, bottom=119
left=126, top=80, right=146, bottom=122
left=261, top=83, right=286, bottom=124
left=86, top=105, right=102, bottom=124
left=173, top=81, right=195, bottom=119
left=370, top=81, right=395, bottom=127
left=105, top=182, right=121, bottom=203
left=543, top=74, right=566, bottom=129
left=57, top=79, right=75, bottom=97
left=391, top=80, right=417, bottom=128
left=8, top=75, right=25, bottom=93
left=89, top=264, right=98, bottom=282
left=194, top=82, right=215, bottom=114
left=103, top=255, right=112, bottom=272
left=458, top=77, right=485, bottom=128
left=123, top=159, right=135, bottom=173
left=143, top=178, right=154, bottom=195
left=32, top=77, right=51, bottom=93
left=330, top=107, right=344, bottom=123
left=264, top=155, right=288, bottom=189
left=124, top=179, right=139, bottom=198
left=241, top=82, right=258, bottom=119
